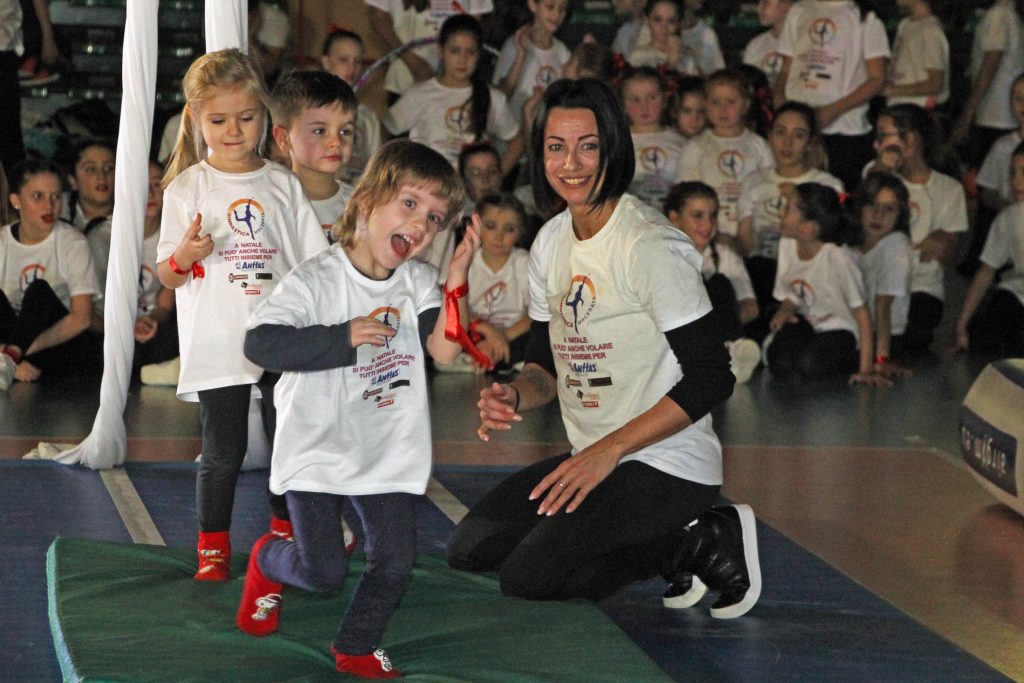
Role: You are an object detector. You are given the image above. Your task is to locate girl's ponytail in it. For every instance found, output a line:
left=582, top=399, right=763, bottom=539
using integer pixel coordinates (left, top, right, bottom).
left=794, top=182, right=855, bottom=246
left=162, top=106, right=203, bottom=187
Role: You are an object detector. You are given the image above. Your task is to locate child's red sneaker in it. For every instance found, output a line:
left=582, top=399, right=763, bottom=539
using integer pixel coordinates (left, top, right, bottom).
left=195, top=531, right=230, bottom=581
left=333, top=647, right=402, bottom=679
left=236, top=533, right=283, bottom=636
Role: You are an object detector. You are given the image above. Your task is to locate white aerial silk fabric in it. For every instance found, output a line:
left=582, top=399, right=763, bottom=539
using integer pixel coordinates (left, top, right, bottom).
left=33, top=0, right=270, bottom=470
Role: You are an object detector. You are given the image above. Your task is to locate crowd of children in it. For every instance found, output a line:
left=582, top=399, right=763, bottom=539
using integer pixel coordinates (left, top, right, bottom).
left=3, top=0, right=1024, bottom=677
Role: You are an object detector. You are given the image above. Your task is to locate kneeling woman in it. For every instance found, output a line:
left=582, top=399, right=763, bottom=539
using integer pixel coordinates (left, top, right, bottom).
left=447, top=78, right=762, bottom=618
left=1, top=160, right=100, bottom=389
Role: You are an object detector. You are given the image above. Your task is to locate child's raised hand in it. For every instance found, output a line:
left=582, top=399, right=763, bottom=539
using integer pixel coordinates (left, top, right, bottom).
left=134, top=315, right=158, bottom=343
left=768, top=309, right=797, bottom=332
left=349, top=316, right=397, bottom=348
left=448, top=214, right=482, bottom=286
left=175, top=213, right=214, bottom=269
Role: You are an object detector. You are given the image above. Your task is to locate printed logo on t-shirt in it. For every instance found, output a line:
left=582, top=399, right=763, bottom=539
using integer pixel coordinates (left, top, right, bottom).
left=481, top=281, right=507, bottom=314
left=536, top=65, right=558, bottom=90
left=559, top=274, right=596, bottom=332
left=19, top=263, right=46, bottom=291
left=227, top=198, right=267, bottom=240
left=639, top=146, right=670, bottom=173
left=764, top=194, right=786, bottom=218
left=763, top=52, right=784, bottom=76
left=787, top=278, right=816, bottom=310
left=445, top=103, right=471, bottom=134
left=370, top=305, right=401, bottom=347
left=808, top=18, right=837, bottom=47
left=717, top=150, right=746, bottom=180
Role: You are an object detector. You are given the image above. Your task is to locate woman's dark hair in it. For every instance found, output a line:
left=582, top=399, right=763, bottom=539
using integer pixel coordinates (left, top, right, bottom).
left=440, top=14, right=490, bottom=142
left=321, top=27, right=363, bottom=56
left=9, top=159, right=62, bottom=195
left=530, top=78, right=635, bottom=216
left=793, top=182, right=854, bottom=245
left=855, top=171, right=911, bottom=239
left=878, top=103, right=961, bottom=180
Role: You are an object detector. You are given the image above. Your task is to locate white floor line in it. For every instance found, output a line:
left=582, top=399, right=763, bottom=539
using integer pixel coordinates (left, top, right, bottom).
left=427, top=476, right=469, bottom=525
left=100, top=469, right=166, bottom=546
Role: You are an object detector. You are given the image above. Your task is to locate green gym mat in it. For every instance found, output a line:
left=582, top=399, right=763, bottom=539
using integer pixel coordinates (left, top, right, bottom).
left=47, top=538, right=673, bottom=682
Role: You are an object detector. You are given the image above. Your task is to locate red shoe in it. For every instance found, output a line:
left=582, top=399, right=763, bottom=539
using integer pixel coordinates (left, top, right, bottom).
left=236, top=533, right=283, bottom=637
left=333, top=647, right=402, bottom=679
left=195, top=531, right=230, bottom=581
left=270, top=515, right=293, bottom=540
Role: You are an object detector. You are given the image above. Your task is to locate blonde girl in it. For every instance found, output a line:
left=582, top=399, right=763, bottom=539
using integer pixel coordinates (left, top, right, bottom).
left=237, top=139, right=479, bottom=678
left=158, top=48, right=328, bottom=582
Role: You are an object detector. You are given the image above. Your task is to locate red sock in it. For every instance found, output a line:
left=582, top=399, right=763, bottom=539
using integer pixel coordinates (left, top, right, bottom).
left=333, top=648, right=401, bottom=679
left=195, top=531, right=230, bottom=581
left=236, top=533, right=283, bottom=637
left=269, top=516, right=293, bottom=540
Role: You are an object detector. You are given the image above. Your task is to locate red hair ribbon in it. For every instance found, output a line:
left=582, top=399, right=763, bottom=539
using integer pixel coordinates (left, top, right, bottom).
left=326, top=23, right=355, bottom=36
left=838, top=191, right=850, bottom=205
left=444, top=282, right=493, bottom=369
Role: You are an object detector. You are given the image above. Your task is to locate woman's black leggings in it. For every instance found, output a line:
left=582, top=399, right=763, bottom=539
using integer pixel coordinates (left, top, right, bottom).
left=447, top=453, right=719, bottom=602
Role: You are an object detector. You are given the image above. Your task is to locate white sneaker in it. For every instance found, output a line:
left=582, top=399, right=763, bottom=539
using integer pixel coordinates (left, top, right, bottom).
left=140, top=356, right=180, bottom=385
left=727, top=338, right=760, bottom=384
left=0, top=354, right=15, bottom=391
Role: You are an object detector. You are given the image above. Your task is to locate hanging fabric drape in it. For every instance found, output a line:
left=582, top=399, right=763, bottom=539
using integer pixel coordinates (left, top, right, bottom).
left=38, top=0, right=250, bottom=469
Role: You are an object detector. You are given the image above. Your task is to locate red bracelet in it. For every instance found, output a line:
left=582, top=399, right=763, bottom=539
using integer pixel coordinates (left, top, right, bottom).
left=168, top=254, right=206, bottom=279
left=168, top=254, right=189, bottom=275
left=444, top=282, right=493, bottom=370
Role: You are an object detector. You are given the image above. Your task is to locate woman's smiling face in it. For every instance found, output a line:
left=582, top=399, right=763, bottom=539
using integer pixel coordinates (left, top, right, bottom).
left=543, top=107, right=603, bottom=211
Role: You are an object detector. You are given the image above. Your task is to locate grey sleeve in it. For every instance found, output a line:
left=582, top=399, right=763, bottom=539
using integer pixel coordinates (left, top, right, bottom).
left=244, top=322, right=356, bottom=372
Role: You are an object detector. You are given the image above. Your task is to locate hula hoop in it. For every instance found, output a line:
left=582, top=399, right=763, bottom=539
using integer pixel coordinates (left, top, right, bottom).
left=354, top=37, right=502, bottom=94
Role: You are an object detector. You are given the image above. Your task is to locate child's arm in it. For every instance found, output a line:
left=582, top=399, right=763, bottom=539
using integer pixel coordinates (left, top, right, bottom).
left=817, top=57, right=886, bottom=130
left=367, top=6, right=434, bottom=84
left=426, top=218, right=482, bottom=364
left=884, top=69, right=945, bottom=99
left=736, top=216, right=755, bottom=257
left=849, top=304, right=891, bottom=386
left=915, top=229, right=959, bottom=269
left=500, top=133, right=525, bottom=176
left=955, top=263, right=997, bottom=352
left=157, top=213, right=213, bottom=289
left=498, top=27, right=530, bottom=97
left=768, top=299, right=798, bottom=332
left=953, top=50, right=1003, bottom=143
left=738, top=298, right=759, bottom=326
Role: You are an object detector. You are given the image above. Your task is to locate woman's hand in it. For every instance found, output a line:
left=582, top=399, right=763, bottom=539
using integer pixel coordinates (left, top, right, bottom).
left=349, top=316, right=397, bottom=348
left=174, top=213, right=214, bottom=270
left=14, top=360, right=41, bottom=382
left=477, top=382, right=521, bottom=441
left=530, top=440, right=620, bottom=515
left=134, top=315, right=158, bottom=343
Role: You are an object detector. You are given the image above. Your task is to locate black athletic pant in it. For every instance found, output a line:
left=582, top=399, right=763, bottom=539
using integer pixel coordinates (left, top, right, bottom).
left=968, top=288, right=1024, bottom=356
left=766, top=316, right=858, bottom=379
left=447, top=453, right=719, bottom=601
left=904, top=292, right=943, bottom=352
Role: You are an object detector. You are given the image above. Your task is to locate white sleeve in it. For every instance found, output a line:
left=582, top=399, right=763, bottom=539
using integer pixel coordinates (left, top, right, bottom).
left=487, top=89, right=521, bottom=142
left=383, top=89, right=417, bottom=136
left=720, top=246, right=756, bottom=303
left=919, top=24, right=948, bottom=71
left=936, top=181, right=969, bottom=234
left=61, top=229, right=101, bottom=299
left=776, top=8, right=799, bottom=58
left=980, top=5, right=1011, bottom=52
left=977, top=140, right=1009, bottom=190
left=877, top=237, right=912, bottom=298
left=700, top=26, right=725, bottom=72
left=156, top=185, right=193, bottom=263
left=862, top=13, right=891, bottom=60
left=413, top=262, right=443, bottom=313
left=835, top=249, right=866, bottom=309
left=979, top=207, right=1014, bottom=269
left=527, top=228, right=552, bottom=321
left=248, top=267, right=317, bottom=328
left=630, top=228, right=711, bottom=331
left=513, top=248, right=530, bottom=312
left=292, top=188, right=331, bottom=260
left=773, top=238, right=794, bottom=302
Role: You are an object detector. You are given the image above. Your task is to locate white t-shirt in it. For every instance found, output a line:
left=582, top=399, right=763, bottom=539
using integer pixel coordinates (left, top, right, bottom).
left=738, top=167, right=844, bottom=259
left=250, top=245, right=441, bottom=496
left=528, top=194, right=723, bottom=486
left=629, top=128, right=689, bottom=210
left=363, top=0, right=494, bottom=96
left=773, top=238, right=865, bottom=341
left=0, top=221, right=99, bottom=312
left=970, top=0, right=1024, bottom=130
left=678, top=128, right=774, bottom=236
left=887, top=15, right=949, bottom=109
left=384, top=78, right=520, bottom=168
left=903, top=171, right=968, bottom=300
left=494, top=36, right=571, bottom=117
left=310, top=180, right=354, bottom=243
left=743, top=30, right=785, bottom=85
left=612, top=18, right=645, bottom=57
left=977, top=130, right=1023, bottom=201
left=85, top=219, right=112, bottom=313
left=980, top=201, right=1024, bottom=305
left=777, top=0, right=890, bottom=136
left=680, top=19, right=725, bottom=76
left=701, top=243, right=755, bottom=303
left=339, top=103, right=381, bottom=186
left=847, top=231, right=912, bottom=336
left=157, top=161, right=328, bottom=400
left=0, top=0, right=24, bottom=54
left=468, top=247, right=529, bottom=329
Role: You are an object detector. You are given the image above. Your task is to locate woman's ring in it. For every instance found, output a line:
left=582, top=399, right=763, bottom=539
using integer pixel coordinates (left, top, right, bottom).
left=558, top=482, right=567, bottom=488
